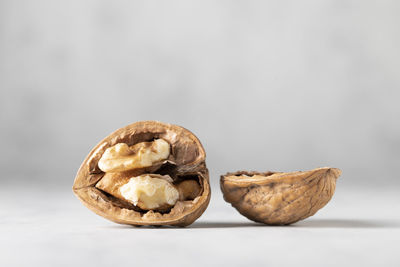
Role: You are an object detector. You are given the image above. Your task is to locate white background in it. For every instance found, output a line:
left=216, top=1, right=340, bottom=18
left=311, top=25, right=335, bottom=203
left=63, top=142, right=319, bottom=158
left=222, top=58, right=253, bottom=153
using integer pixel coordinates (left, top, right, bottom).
left=1, top=1, right=399, bottom=266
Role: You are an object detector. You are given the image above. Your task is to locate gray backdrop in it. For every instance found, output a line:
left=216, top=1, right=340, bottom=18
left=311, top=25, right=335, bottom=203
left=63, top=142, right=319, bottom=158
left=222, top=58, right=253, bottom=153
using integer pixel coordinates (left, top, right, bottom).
left=1, top=0, right=399, bottom=188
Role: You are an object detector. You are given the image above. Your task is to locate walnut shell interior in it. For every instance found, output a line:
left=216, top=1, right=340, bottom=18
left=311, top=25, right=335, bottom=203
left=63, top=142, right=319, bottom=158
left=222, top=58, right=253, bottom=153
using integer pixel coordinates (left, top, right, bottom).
left=220, top=167, right=341, bottom=225
left=73, top=121, right=211, bottom=226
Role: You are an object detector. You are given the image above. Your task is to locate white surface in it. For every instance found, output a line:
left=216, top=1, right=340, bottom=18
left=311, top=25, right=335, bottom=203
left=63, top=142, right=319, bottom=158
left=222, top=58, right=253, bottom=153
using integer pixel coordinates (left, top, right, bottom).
left=1, top=184, right=399, bottom=267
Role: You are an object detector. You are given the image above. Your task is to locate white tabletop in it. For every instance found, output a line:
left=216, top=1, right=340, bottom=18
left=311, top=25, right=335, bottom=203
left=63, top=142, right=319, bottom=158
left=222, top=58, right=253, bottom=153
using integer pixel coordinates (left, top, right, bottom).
left=1, top=184, right=399, bottom=267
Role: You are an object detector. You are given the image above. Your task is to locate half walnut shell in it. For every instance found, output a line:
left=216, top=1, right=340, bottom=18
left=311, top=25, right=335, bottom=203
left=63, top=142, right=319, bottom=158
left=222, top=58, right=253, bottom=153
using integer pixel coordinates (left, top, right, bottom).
left=220, top=167, right=341, bottom=225
left=73, top=121, right=210, bottom=226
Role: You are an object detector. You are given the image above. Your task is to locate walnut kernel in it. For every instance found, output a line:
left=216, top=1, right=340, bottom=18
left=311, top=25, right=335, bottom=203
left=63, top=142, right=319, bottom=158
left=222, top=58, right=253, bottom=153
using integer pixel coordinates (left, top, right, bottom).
left=119, top=175, right=179, bottom=210
left=98, top=139, right=170, bottom=173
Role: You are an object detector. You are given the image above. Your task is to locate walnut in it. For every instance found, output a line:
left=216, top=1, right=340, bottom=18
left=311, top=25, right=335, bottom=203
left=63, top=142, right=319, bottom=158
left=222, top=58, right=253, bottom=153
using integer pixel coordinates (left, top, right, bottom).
left=176, top=180, right=202, bottom=201
left=73, top=121, right=210, bottom=227
left=98, top=139, right=170, bottom=173
left=220, top=167, right=341, bottom=225
left=117, top=174, right=179, bottom=210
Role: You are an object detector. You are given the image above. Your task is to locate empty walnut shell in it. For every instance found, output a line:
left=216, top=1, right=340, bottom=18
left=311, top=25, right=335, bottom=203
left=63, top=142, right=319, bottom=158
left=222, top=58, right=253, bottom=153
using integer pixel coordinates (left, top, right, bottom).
left=220, top=167, right=341, bottom=225
left=73, top=121, right=210, bottom=226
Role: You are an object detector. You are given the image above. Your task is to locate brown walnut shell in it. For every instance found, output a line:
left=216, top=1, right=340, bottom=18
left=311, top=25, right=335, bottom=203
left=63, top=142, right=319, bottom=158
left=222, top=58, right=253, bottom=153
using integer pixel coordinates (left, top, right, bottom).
left=73, top=121, right=211, bottom=226
left=220, top=167, right=341, bottom=225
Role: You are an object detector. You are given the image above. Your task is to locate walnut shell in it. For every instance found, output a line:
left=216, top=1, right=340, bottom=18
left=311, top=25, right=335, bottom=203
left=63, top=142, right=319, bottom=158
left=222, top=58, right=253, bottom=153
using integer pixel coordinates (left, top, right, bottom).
left=73, top=121, right=210, bottom=226
left=220, top=167, right=341, bottom=225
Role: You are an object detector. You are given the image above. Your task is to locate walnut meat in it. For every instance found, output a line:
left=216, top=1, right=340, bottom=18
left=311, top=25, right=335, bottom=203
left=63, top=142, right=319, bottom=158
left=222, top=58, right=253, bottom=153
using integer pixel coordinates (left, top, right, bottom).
left=220, top=167, right=341, bottom=225
left=73, top=121, right=210, bottom=226
left=98, top=139, right=170, bottom=173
